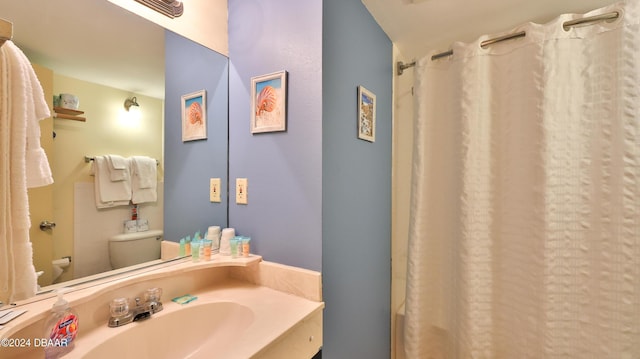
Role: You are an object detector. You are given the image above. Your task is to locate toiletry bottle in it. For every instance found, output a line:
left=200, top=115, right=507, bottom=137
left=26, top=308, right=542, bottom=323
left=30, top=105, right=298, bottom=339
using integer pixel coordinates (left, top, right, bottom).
left=43, top=288, right=79, bottom=359
left=197, top=232, right=205, bottom=259
left=179, top=238, right=186, bottom=256
left=191, top=240, right=200, bottom=262
left=241, top=237, right=251, bottom=257
left=230, top=237, right=239, bottom=258
left=203, top=240, right=212, bottom=261
left=185, top=235, right=191, bottom=256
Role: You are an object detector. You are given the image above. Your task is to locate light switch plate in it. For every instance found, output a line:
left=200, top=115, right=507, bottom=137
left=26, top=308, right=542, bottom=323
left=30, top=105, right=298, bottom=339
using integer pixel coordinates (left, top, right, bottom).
left=236, top=178, right=248, bottom=204
left=210, top=178, right=221, bottom=203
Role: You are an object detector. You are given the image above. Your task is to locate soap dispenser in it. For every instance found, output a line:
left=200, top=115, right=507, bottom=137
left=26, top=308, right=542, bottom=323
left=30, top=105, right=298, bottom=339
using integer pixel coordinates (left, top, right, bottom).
left=43, top=288, right=79, bottom=359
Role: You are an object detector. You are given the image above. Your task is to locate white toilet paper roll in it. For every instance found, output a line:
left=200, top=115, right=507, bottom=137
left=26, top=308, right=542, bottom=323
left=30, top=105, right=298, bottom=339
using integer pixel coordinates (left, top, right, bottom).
left=52, top=257, right=70, bottom=268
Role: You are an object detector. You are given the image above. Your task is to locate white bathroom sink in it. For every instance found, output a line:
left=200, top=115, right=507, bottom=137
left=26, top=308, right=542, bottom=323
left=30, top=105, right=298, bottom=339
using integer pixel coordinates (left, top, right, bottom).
left=83, top=301, right=254, bottom=359
left=1, top=260, right=323, bottom=359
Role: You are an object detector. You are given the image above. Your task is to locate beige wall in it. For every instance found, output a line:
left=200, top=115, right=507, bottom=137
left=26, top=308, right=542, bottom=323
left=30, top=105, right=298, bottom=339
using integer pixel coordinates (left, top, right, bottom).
left=51, top=73, right=164, bottom=282
left=107, top=0, right=228, bottom=56
left=30, top=63, right=55, bottom=287
left=391, top=45, right=415, bottom=359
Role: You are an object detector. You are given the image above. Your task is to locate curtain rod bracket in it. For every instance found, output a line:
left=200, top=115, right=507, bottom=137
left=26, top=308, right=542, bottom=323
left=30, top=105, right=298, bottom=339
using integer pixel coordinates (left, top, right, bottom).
left=397, top=61, right=416, bottom=76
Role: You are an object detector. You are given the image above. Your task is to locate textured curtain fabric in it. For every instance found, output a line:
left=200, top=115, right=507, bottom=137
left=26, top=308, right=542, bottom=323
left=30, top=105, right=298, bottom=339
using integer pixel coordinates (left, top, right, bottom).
left=405, top=1, right=640, bottom=358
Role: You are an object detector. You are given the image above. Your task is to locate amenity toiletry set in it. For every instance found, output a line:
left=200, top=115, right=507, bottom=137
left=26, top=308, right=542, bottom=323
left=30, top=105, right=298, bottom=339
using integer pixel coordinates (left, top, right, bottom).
left=179, top=226, right=251, bottom=262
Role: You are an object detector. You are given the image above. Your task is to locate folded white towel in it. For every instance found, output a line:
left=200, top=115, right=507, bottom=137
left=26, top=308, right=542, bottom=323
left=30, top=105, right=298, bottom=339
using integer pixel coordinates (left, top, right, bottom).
left=91, top=156, right=131, bottom=208
left=131, top=156, right=156, bottom=189
left=131, top=156, right=157, bottom=204
left=106, top=154, right=129, bottom=182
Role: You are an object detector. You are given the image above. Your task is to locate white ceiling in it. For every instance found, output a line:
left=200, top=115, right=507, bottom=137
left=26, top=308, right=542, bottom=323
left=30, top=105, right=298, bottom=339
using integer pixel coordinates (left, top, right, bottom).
left=362, top=0, right=621, bottom=60
left=0, top=0, right=621, bottom=99
left=1, top=0, right=165, bottom=99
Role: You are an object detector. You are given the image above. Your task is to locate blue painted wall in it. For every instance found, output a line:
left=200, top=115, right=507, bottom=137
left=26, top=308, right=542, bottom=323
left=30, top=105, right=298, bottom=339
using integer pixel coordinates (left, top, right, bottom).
left=322, top=0, right=392, bottom=357
left=169, top=0, right=392, bottom=355
left=164, top=31, right=229, bottom=242
left=228, top=0, right=323, bottom=272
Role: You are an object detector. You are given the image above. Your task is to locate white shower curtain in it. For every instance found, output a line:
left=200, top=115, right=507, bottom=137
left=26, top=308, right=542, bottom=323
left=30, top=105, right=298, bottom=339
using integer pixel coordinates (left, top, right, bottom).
left=405, top=1, right=640, bottom=358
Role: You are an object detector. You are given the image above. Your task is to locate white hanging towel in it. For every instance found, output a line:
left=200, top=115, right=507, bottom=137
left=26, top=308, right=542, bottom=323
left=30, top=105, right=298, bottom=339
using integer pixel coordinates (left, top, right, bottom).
left=130, top=156, right=157, bottom=204
left=91, top=155, right=131, bottom=208
left=106, top=154, right=129, bottom=181
left=0, top=40, right=53, bottom=303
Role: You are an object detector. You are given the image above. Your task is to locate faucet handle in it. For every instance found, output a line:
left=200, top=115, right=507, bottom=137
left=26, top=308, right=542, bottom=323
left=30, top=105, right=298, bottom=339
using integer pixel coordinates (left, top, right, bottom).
left=144, top=288, right=164, bottom=314
left=108, top=297, right=133, bottom=327
left=144, top=287, right=163, bottom=302
left=109, top=297, right=130, bottom=318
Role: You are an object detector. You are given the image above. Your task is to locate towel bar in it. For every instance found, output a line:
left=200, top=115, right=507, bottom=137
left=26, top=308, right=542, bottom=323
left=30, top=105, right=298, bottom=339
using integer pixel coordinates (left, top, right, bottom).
left=84, top=156, right=159, bottom=165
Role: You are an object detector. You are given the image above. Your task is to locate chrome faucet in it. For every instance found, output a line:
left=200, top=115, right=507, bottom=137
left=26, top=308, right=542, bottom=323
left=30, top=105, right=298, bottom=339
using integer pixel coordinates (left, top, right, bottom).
left=132, top=297, right=152, bottom=322
left=108, top=288, right=162, bottom=328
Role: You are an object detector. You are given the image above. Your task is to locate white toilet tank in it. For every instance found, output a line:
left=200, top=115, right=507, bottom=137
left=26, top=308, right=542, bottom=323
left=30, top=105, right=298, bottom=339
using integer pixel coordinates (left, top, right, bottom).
left=108, top=229, right=163, bottom=269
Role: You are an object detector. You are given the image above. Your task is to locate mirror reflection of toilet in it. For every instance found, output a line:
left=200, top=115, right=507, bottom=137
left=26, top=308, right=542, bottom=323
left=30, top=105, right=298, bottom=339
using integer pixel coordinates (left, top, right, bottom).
left=52, top=257, right=71, bottom=283
left=108, top=230, right=163, bottom=269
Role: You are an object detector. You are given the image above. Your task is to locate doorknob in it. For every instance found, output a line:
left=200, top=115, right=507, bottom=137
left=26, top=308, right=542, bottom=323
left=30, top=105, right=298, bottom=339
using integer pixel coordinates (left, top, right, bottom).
left=39, top=220, right=56, bottom=231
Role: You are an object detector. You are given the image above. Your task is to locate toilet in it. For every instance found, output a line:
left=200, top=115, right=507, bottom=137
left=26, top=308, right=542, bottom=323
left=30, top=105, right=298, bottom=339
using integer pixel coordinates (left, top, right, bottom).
left=108, top=229, right=163, bottom=269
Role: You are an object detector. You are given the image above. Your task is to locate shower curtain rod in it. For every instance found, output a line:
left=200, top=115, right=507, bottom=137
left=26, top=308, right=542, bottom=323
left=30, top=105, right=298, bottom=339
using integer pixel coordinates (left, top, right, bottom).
left=396, top=10, right=620, bottom=75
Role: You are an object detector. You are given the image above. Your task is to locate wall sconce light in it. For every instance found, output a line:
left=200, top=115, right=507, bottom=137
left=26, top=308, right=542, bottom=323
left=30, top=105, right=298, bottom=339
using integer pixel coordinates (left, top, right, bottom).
left=124, top=97, right=140, bottom=112
left=135, top=0, right=184, bottom=18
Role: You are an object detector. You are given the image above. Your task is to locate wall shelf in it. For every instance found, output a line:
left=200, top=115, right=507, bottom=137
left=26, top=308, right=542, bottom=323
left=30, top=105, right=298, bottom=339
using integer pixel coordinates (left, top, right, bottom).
left=54, top=106, right=86, bottom=122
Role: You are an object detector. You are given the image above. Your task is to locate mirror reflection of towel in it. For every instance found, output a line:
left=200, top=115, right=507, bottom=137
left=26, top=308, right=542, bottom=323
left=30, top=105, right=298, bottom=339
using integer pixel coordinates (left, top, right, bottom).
left=91, top=156, right=131, bottom=208
left=131, top=156, right=157, bottom=204
left=106, top=154, right=129, bottom=181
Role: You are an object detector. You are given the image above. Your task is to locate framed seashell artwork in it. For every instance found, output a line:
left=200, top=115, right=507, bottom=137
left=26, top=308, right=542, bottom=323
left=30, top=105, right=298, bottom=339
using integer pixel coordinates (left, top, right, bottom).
left=250, top=70, right=288, bottom=134
left=357, top=85, right=376, bottom=142
left=181, top=89, right=207, bottom=141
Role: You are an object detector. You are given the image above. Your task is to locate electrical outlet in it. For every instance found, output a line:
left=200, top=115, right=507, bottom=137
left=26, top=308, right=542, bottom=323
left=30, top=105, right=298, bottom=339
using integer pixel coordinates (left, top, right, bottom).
left=210, top=178, right=221, bottom=202
left=236, top=178, right=248, bottom=205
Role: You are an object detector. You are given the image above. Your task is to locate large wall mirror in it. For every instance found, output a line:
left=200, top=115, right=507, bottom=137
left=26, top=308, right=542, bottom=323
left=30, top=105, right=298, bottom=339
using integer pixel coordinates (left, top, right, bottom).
left=2, top=0, right=229, bottom=300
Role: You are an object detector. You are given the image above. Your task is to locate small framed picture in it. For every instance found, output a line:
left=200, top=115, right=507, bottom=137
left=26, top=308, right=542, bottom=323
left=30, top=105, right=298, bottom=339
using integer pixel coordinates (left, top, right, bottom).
left=181, top=90, right=207, bottom=141
left=251, top=70, right=287, bottom=134
left=357, top=86, right=376, bottom=142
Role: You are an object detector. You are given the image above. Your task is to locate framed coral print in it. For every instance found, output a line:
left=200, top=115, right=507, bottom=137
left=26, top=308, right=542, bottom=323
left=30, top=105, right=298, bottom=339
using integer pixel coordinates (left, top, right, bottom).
left=251, top=70, right=287, bottom=134
left=357, top=85, right=376, bottom=142
left=182, top=90, right=207, bottom=141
